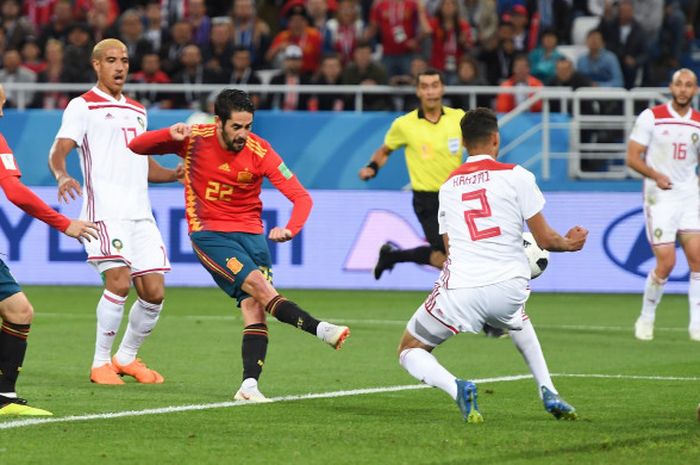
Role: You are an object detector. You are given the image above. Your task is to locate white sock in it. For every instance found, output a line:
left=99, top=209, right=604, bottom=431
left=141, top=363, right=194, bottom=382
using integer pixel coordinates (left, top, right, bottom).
left=241, top=378, right=258, bottom=390
left=689, top=272, right=700, bottom=328
left=641, top=271, right=667, bottom=321
left=0, top=392, right=17, bottom=398
left=93, top=290, right=126, bottom=368
left=510, top=318, right=556, bottom=398
left=399, top=348, right=458, bottom=400
left=114, top=298, right=163, bottom=366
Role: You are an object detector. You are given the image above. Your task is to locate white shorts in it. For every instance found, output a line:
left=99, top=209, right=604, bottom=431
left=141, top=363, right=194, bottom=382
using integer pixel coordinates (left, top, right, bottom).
left=407, top=277, right=530, bottom=347
left=644, top=193, right=700, bottom=246
left=85, top=219, right=171, bottom=276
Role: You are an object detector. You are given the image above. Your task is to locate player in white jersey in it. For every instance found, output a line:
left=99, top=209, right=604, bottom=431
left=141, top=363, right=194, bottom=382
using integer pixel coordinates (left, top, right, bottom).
left=627, top=68, right=700, bottom=342
left=48, top=39, right=182, bottom=385
left=397, top=108, right=588, bottom=423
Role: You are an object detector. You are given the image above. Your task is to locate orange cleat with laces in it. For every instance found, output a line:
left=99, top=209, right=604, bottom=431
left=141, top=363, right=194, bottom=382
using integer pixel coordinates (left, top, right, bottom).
left=112, top=356, right=164, bottom=384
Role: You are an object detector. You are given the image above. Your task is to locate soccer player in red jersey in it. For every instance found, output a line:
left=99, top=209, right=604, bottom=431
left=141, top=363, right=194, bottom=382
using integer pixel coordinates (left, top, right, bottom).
left=0, top=84, right=99, bottom=416
left=129, top=89, right=350, bottom=401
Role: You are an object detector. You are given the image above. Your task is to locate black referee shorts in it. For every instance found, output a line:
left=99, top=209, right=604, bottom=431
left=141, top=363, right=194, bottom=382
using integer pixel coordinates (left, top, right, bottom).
left=412, top=190, right=445, bottom=253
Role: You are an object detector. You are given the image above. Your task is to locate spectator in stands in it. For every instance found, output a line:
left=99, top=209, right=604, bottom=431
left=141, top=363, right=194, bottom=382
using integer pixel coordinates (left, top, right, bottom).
left=266, top=44, right=313, bottom=111
left=428, top=0, right=474, bottom=84
left=326, top=0, right=365, bottom=64
left=548, top=56, right=595, bottom=112
left=366, top=0, right=430, bottom=77
left=576, top=28, right=624, bottom=87
left=187, top=0, right=212, bottom=48
left=632, top=0, right=664, bottom=40
left=539, top=0, right=576, bottom=44
left=117, top=9, right=153, bottom=73
left=1, top=0, right=35, bottom=51
left=143, top=0, right=170, bottom=56
left=74, top=0, right=118, bottom=30
left=129, top=52, right=172, bottom=109
left=170, top=43, right=224, bottom=109
left=307, top=0, right=332, bottom=46
left=479, top=35, right=516, bottom=85
left=313, top=53, right=347, bottom=111
left=464, top=0, right=499, bottom=46
left=231, top=0, right=271, bottom=69
left=38, top=0, right=73, bottom=50
left=507, top=4, right=538, bottom=52
left=267, top=4, right=323, bottom=75
left=228, top=45, right=262, bottom=108
left=31, top=39, right=69, bottom=109
left=452, top=54, right=492, bottom=109
left=495, top=53, right=543, bottom=113
left=342, top=39, right=390, bottom=110
left=598, top=0, right=648, bottom=88
left=162, top=20, right=192, bottom=74
left=61, top=22, right=94, bottom=84
left=528, top=28, right=564, bottom=83
left=22, top=0, right=59, bottom=29
left=73, top=0, right=119, bottom=28
left=20, top=38, right=46, bottom=74
left=162, top=0, right=189, bottom=26
left=0, top=49, right=36, bottom=108
left=203, top=17, right=235, bottom=77
left=647, top=0, right=687, bottom=85
left=550, top=56, right=594, bottom=89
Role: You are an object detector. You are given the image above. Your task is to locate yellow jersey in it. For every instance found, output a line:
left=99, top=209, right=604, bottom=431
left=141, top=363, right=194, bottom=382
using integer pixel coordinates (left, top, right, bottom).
left=384, top=106, right=465, bottom=192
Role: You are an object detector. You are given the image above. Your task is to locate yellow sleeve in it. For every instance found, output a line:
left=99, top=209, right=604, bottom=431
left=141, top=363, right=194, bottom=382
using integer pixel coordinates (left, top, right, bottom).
left=384, top=117, right=406, bottom=151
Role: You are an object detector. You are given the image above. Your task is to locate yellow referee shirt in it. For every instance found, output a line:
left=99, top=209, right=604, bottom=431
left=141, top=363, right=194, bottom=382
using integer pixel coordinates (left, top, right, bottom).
left=384, top=106, right=465, bottom=192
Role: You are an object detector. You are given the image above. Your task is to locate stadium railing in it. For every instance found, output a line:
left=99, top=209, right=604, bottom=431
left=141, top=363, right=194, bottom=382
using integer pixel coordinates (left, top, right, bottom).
left=1, top=83, right=685, bottom=180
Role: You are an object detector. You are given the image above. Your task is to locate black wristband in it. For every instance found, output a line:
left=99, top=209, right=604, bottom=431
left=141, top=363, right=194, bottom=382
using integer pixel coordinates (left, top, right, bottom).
left=366, top=161, right=379, bottom=174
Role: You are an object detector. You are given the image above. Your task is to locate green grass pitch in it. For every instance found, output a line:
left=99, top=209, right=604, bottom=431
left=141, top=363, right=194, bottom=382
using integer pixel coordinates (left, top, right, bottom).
left=1, top=286, right=700, bottom=464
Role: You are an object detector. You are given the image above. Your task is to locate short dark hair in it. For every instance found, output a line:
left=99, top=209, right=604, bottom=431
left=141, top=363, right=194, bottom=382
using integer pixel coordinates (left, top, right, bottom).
left=460, top=107, right=498, bottom=149
left=416, top=67, right=443, bottom=85
left=215, top=89, right=255, bottom=123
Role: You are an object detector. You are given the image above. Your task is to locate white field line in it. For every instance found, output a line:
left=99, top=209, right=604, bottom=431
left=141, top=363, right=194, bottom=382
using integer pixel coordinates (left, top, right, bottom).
left=0, top=374, right=531, bottom=431
left=2, top=373, right=699, bottom=431
left=35, top=312, right=690, bottom=332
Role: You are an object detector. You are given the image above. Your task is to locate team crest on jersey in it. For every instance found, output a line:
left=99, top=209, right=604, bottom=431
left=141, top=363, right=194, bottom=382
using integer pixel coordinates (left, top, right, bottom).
left=654, top=228, right=663, bottom=239
left=692, top=133, right=699, bottom=145
left=112, top=239, right=123, bottom=252
left=237, top=170, right=253, bottom=183
left=137, top=116, right=145, bottom=130
left=226, top=257, right=244, bottom=275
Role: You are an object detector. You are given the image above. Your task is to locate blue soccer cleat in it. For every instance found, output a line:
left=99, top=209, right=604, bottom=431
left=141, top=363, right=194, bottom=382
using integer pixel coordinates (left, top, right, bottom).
left=542, top=386, right=578, bottom=420
left=455, top=379, right=483, bottom=423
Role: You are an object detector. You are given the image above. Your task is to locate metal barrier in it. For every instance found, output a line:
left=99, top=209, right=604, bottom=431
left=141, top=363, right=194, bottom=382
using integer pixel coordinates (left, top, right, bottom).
left=0, top=82, right=686, bottom=180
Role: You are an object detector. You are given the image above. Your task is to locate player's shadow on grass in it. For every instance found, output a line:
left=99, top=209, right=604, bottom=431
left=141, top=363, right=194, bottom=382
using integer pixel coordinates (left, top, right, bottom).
left=436, top=432, right=691, bottom=464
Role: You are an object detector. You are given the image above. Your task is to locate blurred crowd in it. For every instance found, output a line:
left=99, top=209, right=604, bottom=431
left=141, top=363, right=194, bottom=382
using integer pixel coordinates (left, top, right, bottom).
left=0, top=0, right=698, bottom=111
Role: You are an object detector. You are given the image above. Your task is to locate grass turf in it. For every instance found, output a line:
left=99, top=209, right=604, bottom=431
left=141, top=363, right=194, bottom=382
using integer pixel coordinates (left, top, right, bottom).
left=1, top=287, right=699, bottom=465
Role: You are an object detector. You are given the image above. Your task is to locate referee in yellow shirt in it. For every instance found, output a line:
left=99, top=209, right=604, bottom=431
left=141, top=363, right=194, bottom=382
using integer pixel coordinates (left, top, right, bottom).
left=359, top=69, right=465, bottom=279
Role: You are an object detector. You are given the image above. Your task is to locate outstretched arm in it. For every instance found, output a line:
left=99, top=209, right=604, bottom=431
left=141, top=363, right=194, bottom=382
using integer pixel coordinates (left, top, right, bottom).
left=147, top=157, right=184, bottom=183
left=48, top=138, right=81, bottom=203
left=359, top=145, right=392, bottom=180
left=0, top=176, right=98, bottom=242
left=129, top=124, right=190, bottom=156
left=526, top=212, right=588, bottom=252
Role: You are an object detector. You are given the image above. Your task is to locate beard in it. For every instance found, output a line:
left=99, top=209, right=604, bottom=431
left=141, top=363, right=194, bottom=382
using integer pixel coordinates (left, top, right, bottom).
left=673, top=94, right=691, bottom=108
left=223, top=131, right=246, bottom=152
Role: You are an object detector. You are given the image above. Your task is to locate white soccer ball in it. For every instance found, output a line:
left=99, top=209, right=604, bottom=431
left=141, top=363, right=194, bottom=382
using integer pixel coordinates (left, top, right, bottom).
left=522, top=232, right=549, bottom=279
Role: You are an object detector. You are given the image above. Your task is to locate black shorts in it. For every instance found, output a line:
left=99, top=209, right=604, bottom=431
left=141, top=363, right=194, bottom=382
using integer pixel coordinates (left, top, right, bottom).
left=412, top=191, right=445, bottom=253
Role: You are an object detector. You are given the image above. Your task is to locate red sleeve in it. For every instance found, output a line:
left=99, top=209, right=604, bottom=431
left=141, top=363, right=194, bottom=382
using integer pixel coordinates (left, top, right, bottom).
left=262, top=148, right=313, bottom=237
left=0, top=176, right=71, bottom=232
left=129, top=128, right=187, bottom=157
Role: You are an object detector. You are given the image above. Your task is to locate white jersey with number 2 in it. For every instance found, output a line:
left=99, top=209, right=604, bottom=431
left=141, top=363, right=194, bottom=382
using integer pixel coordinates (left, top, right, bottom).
left=438, top=154, right=545, bottom=288
left=629, top=102, right=700, bottom=199
left=56, top=86, right=153, bottom=222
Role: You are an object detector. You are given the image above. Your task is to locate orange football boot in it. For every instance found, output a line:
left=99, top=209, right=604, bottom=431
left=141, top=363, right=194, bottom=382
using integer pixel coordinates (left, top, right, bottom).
left=90, top=363, right=125, bottom=385
left=112, top=356, right=164, bottom=384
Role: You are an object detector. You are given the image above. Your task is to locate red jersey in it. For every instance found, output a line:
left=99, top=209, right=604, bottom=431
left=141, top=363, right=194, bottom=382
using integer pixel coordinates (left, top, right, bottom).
left=128, top=125, right=313, bottom=235
left=0, top=133, right=70, bottom=231
left=370, top=0, right=419, bottom=56
left=428, top=18, right=473, bottom=72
